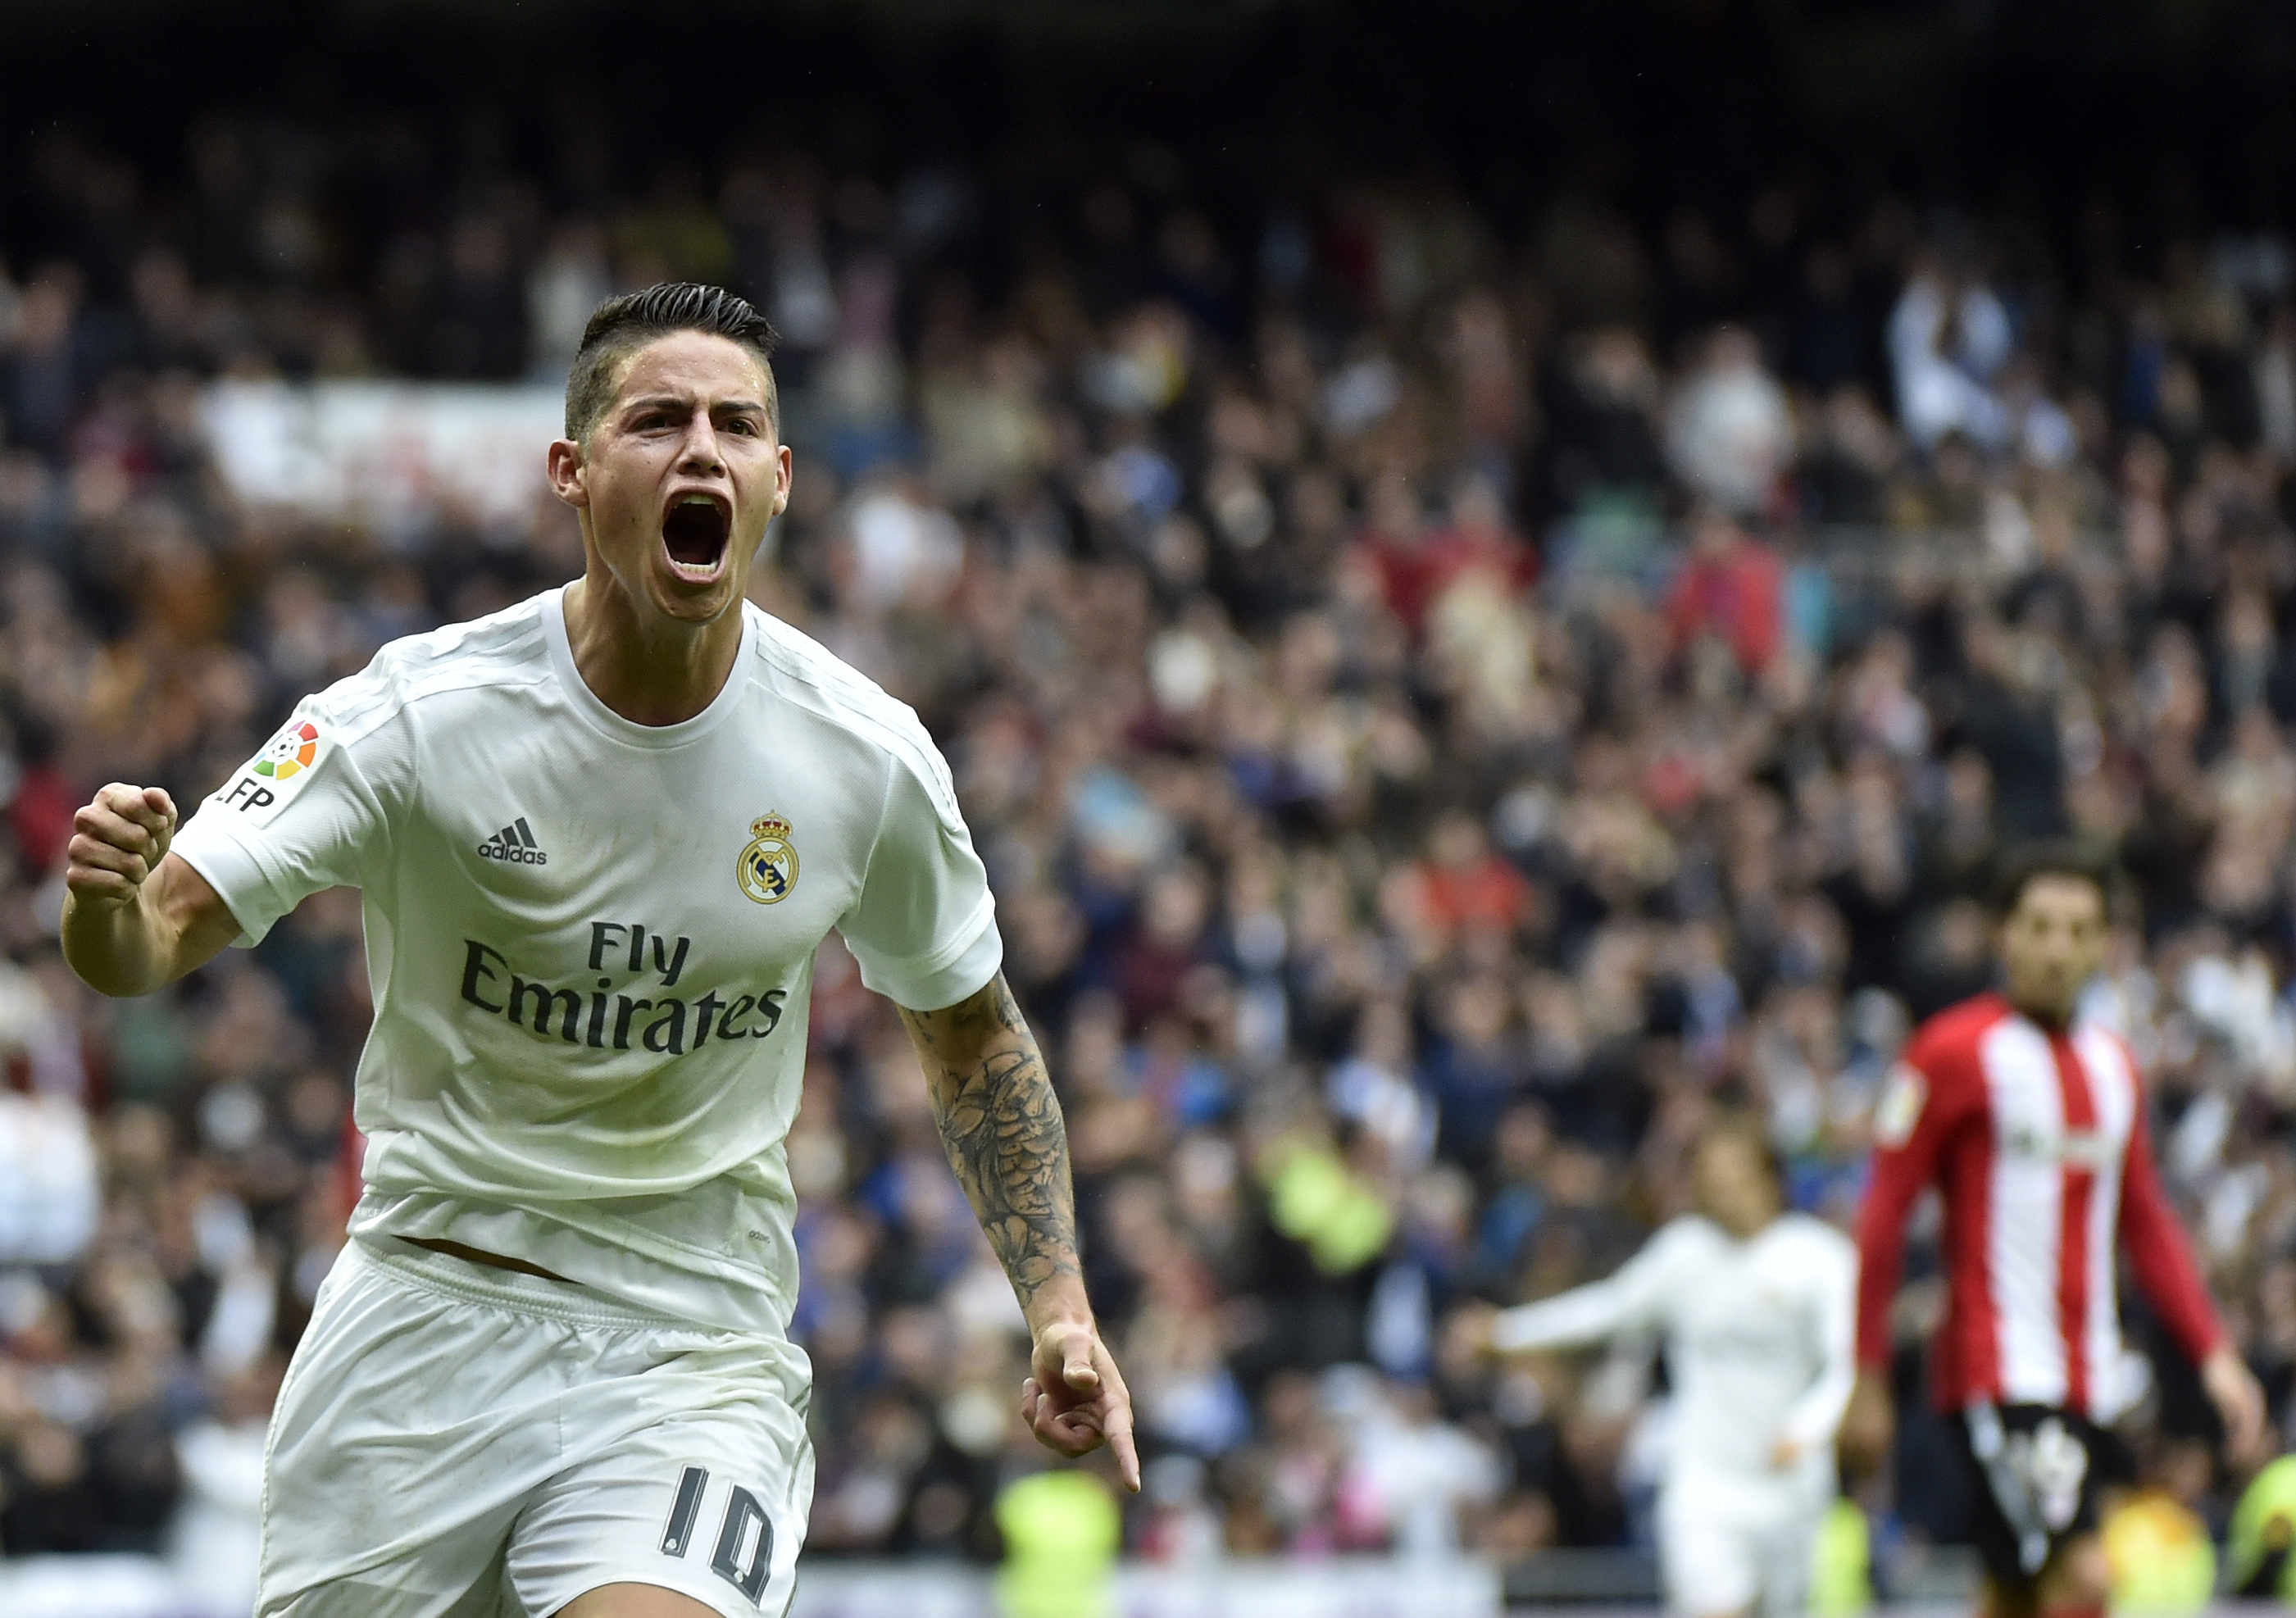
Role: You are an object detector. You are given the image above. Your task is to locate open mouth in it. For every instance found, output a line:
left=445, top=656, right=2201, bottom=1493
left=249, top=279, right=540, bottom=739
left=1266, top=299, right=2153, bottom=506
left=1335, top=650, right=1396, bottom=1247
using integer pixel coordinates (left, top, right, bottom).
left=661, top=493, right=731, bottom=575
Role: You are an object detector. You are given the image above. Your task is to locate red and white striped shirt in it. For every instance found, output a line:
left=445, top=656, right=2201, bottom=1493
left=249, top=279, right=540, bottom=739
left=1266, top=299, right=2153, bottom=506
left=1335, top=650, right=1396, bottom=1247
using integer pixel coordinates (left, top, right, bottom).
left=1854, top=992, right=2223, bottom=1417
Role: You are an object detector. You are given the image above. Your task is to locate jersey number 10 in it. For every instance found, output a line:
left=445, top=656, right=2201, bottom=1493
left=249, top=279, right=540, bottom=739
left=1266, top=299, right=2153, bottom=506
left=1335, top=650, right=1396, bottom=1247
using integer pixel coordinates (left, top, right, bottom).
left=659, top=1464, right=773, bottom=1602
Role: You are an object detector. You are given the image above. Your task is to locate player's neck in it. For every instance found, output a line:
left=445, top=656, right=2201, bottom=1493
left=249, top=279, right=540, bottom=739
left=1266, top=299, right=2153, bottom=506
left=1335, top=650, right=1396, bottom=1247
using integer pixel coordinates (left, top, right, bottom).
left=561, top=572, right=742, bottom=727
left=2007, top=992, right=2076, bottom=1034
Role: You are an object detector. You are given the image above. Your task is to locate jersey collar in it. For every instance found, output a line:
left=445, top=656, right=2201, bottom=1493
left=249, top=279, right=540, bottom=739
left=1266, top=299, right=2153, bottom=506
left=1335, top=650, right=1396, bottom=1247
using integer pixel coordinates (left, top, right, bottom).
left=543, top=585, right=756, bottom=750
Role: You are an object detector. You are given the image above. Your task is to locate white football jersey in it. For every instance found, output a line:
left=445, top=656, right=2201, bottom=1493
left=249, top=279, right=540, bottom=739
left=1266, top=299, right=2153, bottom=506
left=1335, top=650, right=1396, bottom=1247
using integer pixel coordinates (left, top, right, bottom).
left=1490, top=1212, right=1857, bottom=1492
left=172, top=588, right=1002, bottom=1334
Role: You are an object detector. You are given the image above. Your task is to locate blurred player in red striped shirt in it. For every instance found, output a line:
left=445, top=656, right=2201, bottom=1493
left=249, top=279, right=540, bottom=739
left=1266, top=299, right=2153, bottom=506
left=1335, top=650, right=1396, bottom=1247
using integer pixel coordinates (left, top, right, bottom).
left=1847, top=848, right=2266, bottom=1618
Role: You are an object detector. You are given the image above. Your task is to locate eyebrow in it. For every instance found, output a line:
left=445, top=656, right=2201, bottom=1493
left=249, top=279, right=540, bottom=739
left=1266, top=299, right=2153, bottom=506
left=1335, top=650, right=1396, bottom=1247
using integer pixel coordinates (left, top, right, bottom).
left=620, top=394, right=768, bottom=417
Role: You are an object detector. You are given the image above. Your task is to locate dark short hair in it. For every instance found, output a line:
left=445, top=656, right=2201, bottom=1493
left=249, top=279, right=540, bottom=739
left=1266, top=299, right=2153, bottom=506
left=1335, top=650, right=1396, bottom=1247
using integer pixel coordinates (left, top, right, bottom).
left=1994, top=841, right=2117, bottom=918
left=563, top=282, right=781, bottom=442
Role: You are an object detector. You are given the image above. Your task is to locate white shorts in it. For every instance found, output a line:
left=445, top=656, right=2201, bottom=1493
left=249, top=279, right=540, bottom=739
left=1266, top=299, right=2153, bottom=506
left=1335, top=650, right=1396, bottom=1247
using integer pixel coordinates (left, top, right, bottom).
left=1657, top=1474, right=1825, bottom=1618
left=257, top=1238, right=814, bottom=1618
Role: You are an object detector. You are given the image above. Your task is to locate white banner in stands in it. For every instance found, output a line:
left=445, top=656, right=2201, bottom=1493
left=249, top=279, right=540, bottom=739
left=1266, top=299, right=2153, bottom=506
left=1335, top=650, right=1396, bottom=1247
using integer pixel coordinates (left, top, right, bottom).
left=0, top=1556, right=2276, bottom=1618
left=790, top=1559, right=1503, bottom=1618
left=198, top=380, right=563, bottom=533
left=0, top=1557, right=1501, bottom=1618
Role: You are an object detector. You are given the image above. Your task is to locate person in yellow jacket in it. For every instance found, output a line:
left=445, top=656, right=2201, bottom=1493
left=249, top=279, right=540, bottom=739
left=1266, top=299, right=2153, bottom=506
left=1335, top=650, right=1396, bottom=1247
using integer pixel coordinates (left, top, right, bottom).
left=2230, top=1454, right=2296, bottom=1600
left=2100, top=1488, right=2214, bottom=1614
left=1807, top=1498, right=1875, bottom=1617
left=995, top=1468, right=1122, bottom=1618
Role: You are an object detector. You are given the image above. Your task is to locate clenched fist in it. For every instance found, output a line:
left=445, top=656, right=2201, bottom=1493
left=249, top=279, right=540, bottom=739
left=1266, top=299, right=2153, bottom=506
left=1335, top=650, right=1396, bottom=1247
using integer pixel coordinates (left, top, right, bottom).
left=61, top=782, right=234, bottom=996
left=65, top=784, right=180, bottom=908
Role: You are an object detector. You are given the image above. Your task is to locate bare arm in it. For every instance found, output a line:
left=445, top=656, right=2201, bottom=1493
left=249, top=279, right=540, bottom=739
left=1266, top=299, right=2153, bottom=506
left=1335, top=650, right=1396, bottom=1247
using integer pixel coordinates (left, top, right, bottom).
left=61, top=784, right=242, bottom=997
left=898, top=972, right=1138, bottom=1489
left=1485, top=1223, right=1680, bottom=1353
left=1774, top=1236, right=1860, bottom=1466
left=2121, top=1088, right=2266, bottom=1460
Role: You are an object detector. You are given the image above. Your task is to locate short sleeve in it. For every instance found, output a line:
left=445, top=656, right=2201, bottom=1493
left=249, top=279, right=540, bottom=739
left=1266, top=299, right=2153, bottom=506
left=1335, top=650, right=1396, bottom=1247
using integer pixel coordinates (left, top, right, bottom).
left=1855, top=1009, right=1985, bottom=1366
left=171, top=686, right=398, bottom=948
left=837, top=743, right=1002, bottom=1011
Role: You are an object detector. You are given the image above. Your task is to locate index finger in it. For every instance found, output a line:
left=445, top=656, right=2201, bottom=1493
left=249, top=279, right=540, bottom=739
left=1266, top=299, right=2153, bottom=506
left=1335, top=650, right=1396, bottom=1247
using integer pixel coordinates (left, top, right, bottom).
left=1107, top=1410, right=1141, bottom=1493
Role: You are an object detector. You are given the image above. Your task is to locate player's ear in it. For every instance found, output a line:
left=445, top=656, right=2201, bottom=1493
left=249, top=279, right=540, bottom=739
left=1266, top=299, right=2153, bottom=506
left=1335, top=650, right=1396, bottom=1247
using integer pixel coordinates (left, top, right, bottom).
left=547, top=438, right=590, bottom=509
left=771, top=444, right=793, bottom=520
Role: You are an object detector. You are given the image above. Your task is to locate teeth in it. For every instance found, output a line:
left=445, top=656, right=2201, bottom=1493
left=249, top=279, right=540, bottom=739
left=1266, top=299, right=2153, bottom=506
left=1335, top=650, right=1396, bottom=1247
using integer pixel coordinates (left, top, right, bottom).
left=679, top=495, right=716, bottom=508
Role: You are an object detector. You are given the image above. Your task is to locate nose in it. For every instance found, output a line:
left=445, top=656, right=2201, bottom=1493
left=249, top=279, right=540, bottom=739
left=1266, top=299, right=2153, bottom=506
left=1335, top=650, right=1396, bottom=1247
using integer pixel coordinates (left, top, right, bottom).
left=676, top=416, right=725, bottom=477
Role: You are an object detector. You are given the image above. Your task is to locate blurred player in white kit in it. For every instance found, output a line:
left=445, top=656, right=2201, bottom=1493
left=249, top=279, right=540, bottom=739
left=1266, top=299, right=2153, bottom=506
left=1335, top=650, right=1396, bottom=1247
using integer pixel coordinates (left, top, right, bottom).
left=1472, top=1117, right=1856, bottom=1618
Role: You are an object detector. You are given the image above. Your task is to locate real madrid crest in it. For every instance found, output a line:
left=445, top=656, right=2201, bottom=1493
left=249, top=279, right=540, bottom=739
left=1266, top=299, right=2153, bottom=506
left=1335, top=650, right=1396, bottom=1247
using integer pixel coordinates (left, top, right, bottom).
left=737, top=814, right=799, bottom=905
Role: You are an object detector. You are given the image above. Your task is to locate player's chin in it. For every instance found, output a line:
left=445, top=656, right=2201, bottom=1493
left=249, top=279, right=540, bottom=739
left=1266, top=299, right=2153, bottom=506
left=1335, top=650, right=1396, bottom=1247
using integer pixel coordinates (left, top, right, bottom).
left=648, top=551, right=742, bottom=616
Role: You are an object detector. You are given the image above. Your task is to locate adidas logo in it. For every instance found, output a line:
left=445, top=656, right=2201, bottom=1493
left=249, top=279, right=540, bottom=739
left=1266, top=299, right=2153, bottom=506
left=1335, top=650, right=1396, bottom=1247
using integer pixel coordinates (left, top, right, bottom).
left=478, top=816, right=548, bottom=866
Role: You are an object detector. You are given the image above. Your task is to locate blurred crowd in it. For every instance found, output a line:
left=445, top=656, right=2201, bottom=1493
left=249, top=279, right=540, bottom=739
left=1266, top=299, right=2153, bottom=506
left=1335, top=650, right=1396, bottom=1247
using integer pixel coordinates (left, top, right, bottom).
left=9, top=108, right=2296, bottom=1602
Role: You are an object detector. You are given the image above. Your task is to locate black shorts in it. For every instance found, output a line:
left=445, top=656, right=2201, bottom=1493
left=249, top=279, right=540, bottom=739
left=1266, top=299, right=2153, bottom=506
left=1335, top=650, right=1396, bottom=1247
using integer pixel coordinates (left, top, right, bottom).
left=1948, top=1403, right=2131, bottom=1589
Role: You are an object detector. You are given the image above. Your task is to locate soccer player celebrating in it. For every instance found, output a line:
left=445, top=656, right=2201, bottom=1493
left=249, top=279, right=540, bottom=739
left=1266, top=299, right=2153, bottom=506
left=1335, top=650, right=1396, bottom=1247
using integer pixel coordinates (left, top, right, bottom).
left=1847, top=848, right=2266, bottom=1618
left=59, top=284, right=1137, bottom=1618
left=1471, top=1116, right=1858, bottom=1618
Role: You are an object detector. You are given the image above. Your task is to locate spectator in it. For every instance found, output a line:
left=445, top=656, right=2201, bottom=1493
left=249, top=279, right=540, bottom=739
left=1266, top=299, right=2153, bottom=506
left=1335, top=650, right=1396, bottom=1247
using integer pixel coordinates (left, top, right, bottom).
left=1665, top=325, right=1792, bottom=516
left=1664, top=507, right=1785, bottom=677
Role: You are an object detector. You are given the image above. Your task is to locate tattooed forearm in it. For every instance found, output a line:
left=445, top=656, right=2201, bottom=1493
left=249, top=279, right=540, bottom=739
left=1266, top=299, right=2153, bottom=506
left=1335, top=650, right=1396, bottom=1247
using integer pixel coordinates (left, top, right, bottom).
left=899, top=974, right=1082, bottom=1314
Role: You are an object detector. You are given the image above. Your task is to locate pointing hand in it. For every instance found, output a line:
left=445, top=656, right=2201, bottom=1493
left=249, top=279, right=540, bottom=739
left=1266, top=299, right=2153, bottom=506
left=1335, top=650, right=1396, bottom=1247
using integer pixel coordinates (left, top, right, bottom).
left=1021, top=1320, right=1141, bottom=1493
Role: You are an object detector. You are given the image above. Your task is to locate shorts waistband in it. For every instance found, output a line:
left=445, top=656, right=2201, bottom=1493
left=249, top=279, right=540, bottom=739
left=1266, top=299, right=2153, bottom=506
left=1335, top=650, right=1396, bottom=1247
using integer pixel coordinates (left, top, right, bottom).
left=350, top=1234, right=689, bottom=1329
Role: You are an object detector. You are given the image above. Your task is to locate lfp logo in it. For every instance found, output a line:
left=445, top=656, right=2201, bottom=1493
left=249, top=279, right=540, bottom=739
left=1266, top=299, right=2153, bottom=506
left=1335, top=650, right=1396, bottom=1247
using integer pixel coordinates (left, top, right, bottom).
left=255, top=721, right=320, bottom=780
